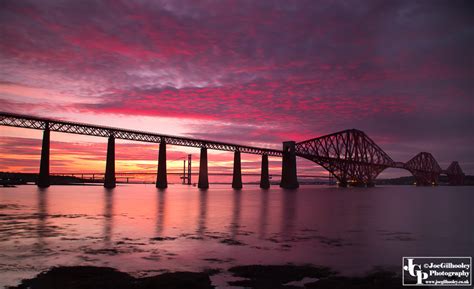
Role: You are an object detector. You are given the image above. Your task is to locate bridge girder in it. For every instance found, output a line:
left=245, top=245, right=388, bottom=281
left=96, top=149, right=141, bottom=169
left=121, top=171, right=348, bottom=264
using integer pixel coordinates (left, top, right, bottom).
left=0, top=112, right=281, bottom=157
left=295, top=129, right=394, bottom=186
left=404, top=152, right=442, bottom=186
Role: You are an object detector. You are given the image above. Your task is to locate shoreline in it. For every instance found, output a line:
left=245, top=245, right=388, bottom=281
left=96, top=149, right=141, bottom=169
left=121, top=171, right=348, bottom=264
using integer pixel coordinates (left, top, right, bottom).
left=8, top=264, right=409, bottom=289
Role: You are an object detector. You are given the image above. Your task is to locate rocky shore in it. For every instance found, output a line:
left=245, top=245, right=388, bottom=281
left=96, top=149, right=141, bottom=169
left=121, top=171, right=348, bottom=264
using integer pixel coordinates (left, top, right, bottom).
left=9, top=264, right=410, bottom=289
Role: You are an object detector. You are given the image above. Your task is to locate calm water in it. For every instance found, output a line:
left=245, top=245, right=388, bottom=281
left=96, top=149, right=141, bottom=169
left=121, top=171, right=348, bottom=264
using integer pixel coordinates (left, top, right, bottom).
left=0, top=184, right=473, bottom=288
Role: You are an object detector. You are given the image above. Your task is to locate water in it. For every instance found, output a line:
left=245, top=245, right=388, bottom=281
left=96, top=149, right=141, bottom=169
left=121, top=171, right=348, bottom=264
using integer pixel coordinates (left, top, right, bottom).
left=0, top=184, right=473, bottom=288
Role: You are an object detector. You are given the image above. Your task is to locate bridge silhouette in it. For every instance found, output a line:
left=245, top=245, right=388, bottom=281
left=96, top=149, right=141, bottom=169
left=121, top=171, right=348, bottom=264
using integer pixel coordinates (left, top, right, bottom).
left=0, top=112, right=465, bottom=189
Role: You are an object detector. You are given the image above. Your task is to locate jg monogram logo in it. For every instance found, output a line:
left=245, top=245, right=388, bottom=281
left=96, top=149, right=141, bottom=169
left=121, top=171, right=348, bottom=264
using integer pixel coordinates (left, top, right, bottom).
left=402, top=257, right=471, bottom=286
left=403, top=258, right=429, bottom=285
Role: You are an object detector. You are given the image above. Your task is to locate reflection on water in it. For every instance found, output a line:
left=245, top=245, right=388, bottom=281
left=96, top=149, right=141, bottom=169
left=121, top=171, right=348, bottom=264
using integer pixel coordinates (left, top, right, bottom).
left=36, top=188, right=48, bottom=250
left=197, top=190, right=207, bottom=237
left=258, top=190, right=269, bottom=239
left=0, top=184, right=473, bottom=288
left=281, top=189, right=297, bottom=238
left=156, top=189, right=166, bottom=236
left=230, top=190, right=241, bottom=239
left=103, top=189, right=114, bottom=245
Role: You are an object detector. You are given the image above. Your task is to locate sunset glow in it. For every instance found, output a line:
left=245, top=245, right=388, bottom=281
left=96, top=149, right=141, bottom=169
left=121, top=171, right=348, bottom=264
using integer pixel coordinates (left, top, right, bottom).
left=1, top=1, right=473, bottom=176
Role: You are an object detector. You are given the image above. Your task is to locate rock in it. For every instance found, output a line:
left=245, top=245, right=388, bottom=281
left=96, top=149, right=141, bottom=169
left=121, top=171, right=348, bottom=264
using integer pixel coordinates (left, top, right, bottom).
left=150, top=236, right=177, bottom=241
left=228, top=264, right=335, bottom=289
left=304, top=271, right=406, bottom=289
left=9, top=266, right=134, bottom=289
left=219, top=238, right=246, bottom=246
left=9, top=266, right=214, bottom=289
left=140, top=271, right=214, bottom=289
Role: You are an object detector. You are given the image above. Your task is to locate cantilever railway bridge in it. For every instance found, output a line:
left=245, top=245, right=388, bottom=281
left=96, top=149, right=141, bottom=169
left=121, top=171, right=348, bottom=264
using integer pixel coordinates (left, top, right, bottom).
left=0, top=111, right=465, bottom=189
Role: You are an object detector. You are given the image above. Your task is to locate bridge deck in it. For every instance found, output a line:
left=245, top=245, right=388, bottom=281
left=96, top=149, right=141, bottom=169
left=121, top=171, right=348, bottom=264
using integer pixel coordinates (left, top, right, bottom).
left=0, top=112, right=282, bottom=157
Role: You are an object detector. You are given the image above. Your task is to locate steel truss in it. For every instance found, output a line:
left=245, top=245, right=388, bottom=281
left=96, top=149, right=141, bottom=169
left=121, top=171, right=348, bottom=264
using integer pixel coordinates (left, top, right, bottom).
left=0, top=112, right=282, bottom=157
left=295, top=129, right=394, bottom=186
left=445, top=161, right=465, bottom=185
left=404, top=152, right=442, bottom=185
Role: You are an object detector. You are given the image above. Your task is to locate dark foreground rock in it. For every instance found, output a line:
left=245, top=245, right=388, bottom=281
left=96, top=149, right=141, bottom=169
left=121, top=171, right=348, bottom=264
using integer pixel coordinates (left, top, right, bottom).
left=9, top=264, right=418, bottom=289
left=9, top=266, right=214, bottom=289
left=304, top=270, right=407, bottom=289
left=228, top=265, right=409, bottom=289
left=228, top=264, right=335, bottom=288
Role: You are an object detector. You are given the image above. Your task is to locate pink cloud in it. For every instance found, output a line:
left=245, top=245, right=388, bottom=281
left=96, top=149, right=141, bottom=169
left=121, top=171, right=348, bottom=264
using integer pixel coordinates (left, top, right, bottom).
left=0, top=0, right=473, bottom=174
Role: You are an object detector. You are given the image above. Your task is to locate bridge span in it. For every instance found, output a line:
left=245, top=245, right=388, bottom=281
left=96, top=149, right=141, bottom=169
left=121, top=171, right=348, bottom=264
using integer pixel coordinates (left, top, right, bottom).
left=0, top=112, right=465, bottom=189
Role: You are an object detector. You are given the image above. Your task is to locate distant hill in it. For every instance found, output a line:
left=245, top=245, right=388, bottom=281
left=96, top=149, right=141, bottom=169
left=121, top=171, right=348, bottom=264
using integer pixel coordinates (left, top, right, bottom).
left=375, top=175, right=474, bottom=186
left=0, top=172, right=88, bottom=186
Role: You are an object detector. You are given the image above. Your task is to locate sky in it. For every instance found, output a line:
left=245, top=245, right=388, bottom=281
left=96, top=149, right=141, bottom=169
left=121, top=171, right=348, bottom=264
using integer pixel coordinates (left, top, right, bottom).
left=0, top=0, right=473, bottom=179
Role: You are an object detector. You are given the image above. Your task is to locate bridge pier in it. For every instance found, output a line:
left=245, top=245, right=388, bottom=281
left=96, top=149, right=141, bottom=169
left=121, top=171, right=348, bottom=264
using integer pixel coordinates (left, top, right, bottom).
left=104, top=134, right=116, bottom=188
left=156, top=140, right=167, bottom=189
left=198, top=147, right=209, bottom=189
left=232, top=151, right=242, bottom=189
left=260, top=154, right=270, bottom=189
left=37, top=123, right=50, bottom=188
left=414, top=174, right=439, bottom=186
left=280, top=141, right=299, bottom=189
left=338, top=180, right=348, bottom=188
left=448, top=175, right=464, bottom=186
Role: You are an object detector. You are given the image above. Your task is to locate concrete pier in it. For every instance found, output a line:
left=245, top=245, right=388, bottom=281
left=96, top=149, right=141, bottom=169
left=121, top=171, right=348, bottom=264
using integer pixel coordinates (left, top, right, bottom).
left=198, top=147, right=209, bottom=189
left=259, top=154, right=270, bottom=189
left=37, top=123, right=50, bottom=188
left=232, top=150, right=242, bottom=189
left=156, top=140, right=167, bottom=189
left=279, top=141, right=299, bottom=189
left=104, top=134, right=116, bottom=188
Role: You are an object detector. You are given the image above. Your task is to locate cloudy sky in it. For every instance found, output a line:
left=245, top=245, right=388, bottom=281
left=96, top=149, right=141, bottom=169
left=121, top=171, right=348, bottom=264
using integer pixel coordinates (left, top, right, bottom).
left=0, top=0, right=473, bottom=178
